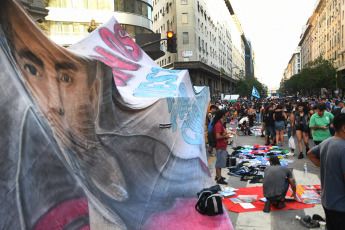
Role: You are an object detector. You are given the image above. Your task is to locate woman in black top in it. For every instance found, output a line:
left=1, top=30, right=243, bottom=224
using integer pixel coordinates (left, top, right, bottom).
left=291, top=102, right=310, bottom=159
left=273, top=105, right=286, bottom=146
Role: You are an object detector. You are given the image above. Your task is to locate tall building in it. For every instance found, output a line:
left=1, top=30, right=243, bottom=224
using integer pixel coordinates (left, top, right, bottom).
left=282, top=47, right=301, bottom=83
left=224, top=0, right=254, bottom=79
left=298, top=0, right=344, bottom=75
left=42, top=0, right=154, bottom=47
left=291, top=47, right=301, bottom=75
left=232, top=43, right=245, bottom=80
left=152, top=0, right=235, bottom=100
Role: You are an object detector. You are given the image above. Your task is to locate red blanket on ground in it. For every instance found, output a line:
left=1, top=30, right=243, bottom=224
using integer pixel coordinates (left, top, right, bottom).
left=222, top=186, right=315, bottom=213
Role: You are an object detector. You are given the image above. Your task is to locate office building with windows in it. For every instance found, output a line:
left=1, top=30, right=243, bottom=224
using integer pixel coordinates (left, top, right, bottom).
left=152, top=0, right=235, bottom=100
left=42, top=0, right=153, bottom=47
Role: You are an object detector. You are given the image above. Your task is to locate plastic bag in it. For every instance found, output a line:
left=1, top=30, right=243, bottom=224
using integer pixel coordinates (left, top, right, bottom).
left=289, top=136, right=295, bottom=150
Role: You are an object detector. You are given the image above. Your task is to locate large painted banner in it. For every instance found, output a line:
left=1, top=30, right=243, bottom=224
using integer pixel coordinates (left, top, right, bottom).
left=0, top=0, right=233, bottom=229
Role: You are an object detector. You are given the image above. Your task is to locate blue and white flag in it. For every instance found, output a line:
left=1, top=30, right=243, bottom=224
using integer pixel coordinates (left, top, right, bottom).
left=252, top=86, right=260, bottom=98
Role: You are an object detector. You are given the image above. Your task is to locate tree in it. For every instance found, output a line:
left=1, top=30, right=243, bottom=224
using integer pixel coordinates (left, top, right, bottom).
left=280, top=57, right=336, bottom=97
left=234, top=77, right=267, bottom=98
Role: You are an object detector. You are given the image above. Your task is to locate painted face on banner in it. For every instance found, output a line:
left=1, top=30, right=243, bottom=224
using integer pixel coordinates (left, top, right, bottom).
left=7, top=10, right=100, bottom=150
left=1, top=0, right=128, bottom=202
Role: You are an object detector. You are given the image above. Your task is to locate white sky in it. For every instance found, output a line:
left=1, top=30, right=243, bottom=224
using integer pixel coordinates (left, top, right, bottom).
left=205, top=0, right=317, bottom=88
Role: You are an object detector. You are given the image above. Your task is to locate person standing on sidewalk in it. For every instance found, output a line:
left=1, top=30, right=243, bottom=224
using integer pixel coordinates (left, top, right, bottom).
left=307, top=114, right=345, bottom=230
left=212, top=110, right=230, bottom=185
left=309, top=103, right=334, bottom=145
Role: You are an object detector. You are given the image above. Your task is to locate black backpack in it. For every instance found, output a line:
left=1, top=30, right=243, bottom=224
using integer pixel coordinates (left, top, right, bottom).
left=195, top=190, right=223, bottom=216
left=207, top=127, right=216, bottom=148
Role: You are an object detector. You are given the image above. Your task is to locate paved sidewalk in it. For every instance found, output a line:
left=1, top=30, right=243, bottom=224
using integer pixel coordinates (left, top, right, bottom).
left=207, top=126, right=324, bottom=230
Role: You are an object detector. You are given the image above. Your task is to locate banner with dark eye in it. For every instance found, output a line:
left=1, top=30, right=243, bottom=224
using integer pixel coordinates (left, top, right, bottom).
left=0, top=1, right=233, bottom=230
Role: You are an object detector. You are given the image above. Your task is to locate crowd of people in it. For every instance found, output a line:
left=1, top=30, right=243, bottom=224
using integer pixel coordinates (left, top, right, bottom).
left=206, top=96, right=345, bottom=229
left=206, top=97, right=345, bottom=158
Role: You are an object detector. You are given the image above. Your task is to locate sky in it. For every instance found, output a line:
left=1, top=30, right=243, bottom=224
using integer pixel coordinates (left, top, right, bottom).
left=205, top=0, right=317, bottom=89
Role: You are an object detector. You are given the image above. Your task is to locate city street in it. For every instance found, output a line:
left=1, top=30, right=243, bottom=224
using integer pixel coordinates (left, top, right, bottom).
left=207, top=124, right=324, bottom=230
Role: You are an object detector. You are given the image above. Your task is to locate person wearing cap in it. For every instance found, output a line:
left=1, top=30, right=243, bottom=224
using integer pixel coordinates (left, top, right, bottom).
left=263, top=156, right=297, bottom=213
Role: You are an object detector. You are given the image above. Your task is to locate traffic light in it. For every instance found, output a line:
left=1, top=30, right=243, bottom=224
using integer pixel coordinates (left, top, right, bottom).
left=166, top=31, right=177, bottom=53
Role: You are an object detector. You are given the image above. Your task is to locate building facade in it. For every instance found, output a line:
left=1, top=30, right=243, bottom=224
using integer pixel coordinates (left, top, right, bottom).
left=292, top=47, right=301, bottom=75
left=298, top=0, right=345, bottom=75
left=232, top=43, right=245, bottom=80
left=42, top=0, right=153, bottom=46
left=152, top=0, right=236, bottom=101
left=282, top=47, right=301, bottom=83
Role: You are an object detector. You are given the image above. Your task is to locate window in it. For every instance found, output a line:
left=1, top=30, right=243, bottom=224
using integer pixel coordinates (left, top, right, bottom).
left=183, top=32, right=189, bottom=44
left=182, top=0, right=187, bottom=4
left=182, top=13, right=188, bottom=24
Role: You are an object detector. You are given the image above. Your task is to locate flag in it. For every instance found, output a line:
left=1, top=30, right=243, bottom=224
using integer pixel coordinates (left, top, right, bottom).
left=252, top=86, right=260, bottom=98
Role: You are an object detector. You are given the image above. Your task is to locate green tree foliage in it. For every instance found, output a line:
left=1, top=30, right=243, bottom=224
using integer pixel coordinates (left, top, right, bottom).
left=280, top=57, right=338, bottom=96
left=234, top=77, right=267, bottom=98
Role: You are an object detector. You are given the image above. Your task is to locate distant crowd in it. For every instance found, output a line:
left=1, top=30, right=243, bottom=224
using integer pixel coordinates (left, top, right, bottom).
left=206, top=96, right=345, bottom=158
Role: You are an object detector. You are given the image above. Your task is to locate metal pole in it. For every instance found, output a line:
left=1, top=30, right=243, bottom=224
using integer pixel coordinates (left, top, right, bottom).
left=140, top=38, right=167, bottom=48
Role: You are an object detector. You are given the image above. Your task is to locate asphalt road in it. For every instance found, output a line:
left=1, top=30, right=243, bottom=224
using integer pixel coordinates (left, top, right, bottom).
left=207, top=124, right=324, bottom=230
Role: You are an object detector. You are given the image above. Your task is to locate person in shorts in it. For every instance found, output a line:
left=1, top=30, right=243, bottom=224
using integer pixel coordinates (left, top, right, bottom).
left=211, top=110, right=230, bottom=185
left=273, top=105, right=287, bottom=146
left=292, top=102, right=310, bottom=159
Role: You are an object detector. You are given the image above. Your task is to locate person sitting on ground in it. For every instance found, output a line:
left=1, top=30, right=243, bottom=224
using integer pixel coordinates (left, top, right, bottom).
left=263, top=156, right=297, bottom=213
left=238, top=116, right=252, bottom=135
